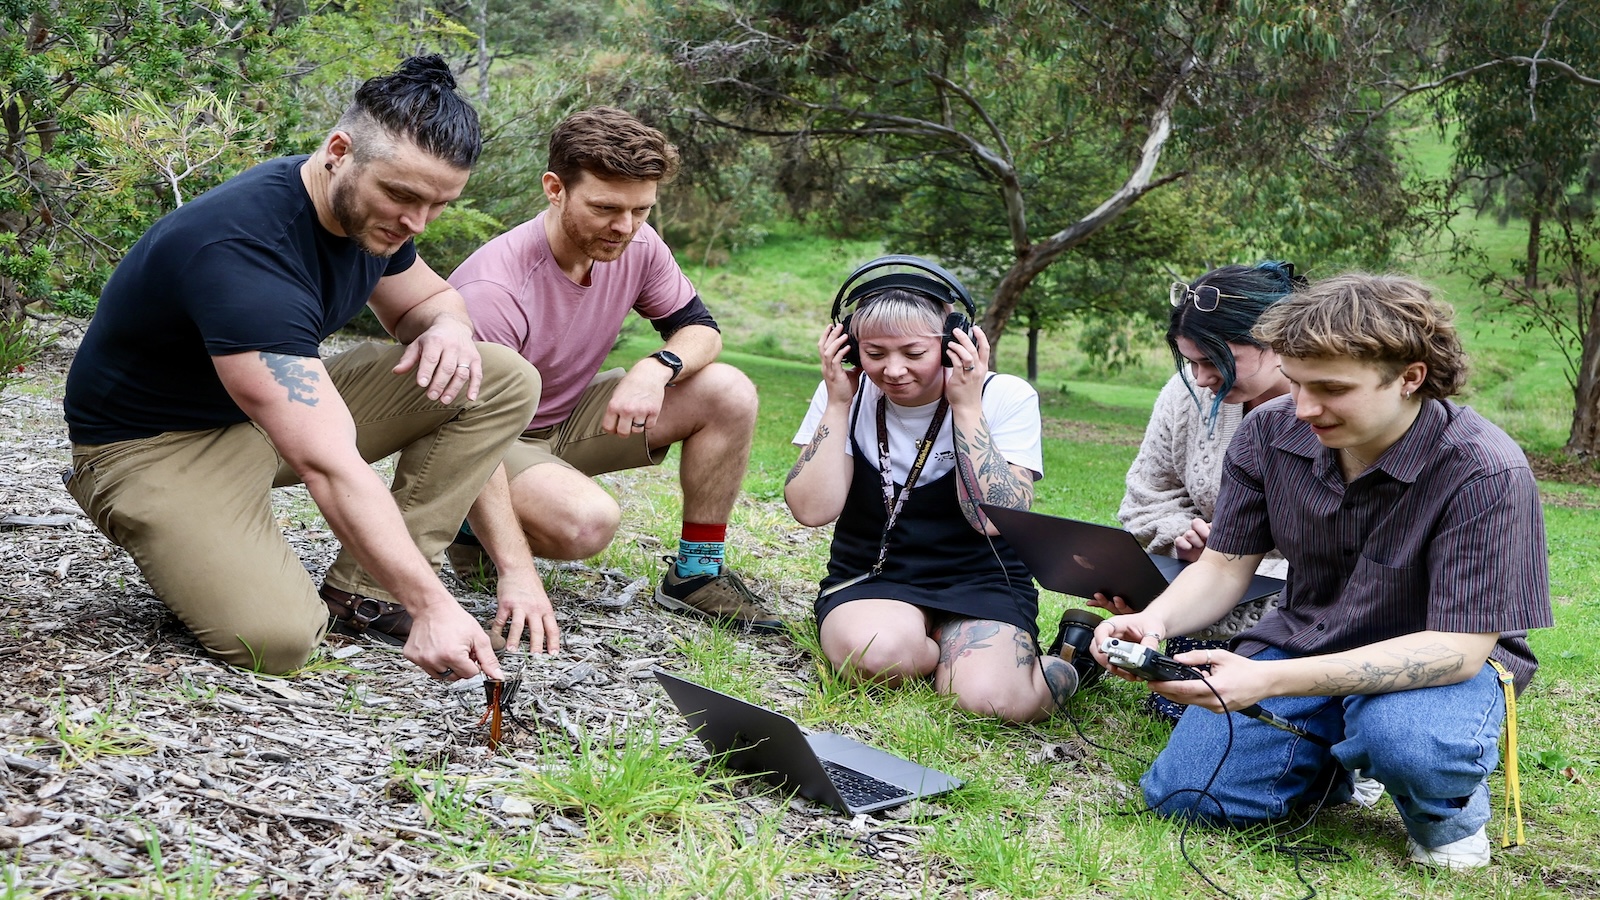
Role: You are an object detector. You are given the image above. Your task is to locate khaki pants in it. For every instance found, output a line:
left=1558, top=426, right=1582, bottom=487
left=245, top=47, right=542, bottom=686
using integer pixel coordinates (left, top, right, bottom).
left=66, top=342, right=539, bottom=673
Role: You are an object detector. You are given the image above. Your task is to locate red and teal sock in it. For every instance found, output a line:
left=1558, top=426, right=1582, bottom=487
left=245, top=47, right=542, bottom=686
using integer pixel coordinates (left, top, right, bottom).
left=675, top=523, right=727, bottom=578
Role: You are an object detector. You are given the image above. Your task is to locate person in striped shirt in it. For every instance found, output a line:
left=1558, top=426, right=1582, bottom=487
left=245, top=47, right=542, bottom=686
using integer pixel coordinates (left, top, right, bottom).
left=1092, top=273, right=1552, bottom=869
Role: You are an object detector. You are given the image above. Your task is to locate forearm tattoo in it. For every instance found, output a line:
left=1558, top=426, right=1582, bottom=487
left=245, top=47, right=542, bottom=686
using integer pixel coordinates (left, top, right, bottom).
left=1309, top=642, right=1469, bottom=695
left=786, top=424, right=829, bottom=486
left=260, top=352, right=320, bottom=406
left=953, top=419, right=1033, bottom=527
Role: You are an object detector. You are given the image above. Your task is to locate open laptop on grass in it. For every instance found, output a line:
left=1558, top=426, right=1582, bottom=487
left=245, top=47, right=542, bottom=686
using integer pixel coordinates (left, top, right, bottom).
left=654, top=670, right=962, bottom=816
left=981, top=504, right=1285, bottom=612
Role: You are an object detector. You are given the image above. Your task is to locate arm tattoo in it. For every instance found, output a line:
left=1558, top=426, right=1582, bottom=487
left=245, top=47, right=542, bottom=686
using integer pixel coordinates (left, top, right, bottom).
left=260, top=352, right=320, bottom=406
left=1308, top=643, right=1469, bottom=694
left=785, top=424, right=829, bottom=486
left=953, top=418, right=1034, bottom=528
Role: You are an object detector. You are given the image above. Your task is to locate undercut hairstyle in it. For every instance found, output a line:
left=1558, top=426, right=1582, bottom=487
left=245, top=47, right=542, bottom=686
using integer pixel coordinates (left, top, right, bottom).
left=850, top=288, right=947, bottom=340
left=336, top=55, right=481, bottom=169
left=547, top=106, right=681, bottom=187
left=1252, top=272, right=1468, bottom=400
left=1169, top=260, right=1301, bottom=423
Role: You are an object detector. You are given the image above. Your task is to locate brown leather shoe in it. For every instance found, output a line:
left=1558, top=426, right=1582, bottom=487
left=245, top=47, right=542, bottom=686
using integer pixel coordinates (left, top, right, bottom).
left=321, top=584, right=508, bottom=652
left=321, top=584, right=411, bottom=646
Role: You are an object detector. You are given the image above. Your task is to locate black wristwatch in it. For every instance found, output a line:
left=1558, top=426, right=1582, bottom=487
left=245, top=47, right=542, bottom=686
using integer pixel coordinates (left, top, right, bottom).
left=650, top=349, right=684, bottom=384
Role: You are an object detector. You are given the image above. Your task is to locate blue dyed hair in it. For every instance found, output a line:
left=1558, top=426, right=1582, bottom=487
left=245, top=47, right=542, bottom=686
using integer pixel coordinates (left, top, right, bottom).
left=1167, top=260, right=1303, bottom=424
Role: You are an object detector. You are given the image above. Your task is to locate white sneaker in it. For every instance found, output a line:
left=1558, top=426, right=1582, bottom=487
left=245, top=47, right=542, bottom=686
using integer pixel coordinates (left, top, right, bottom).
left=1349, top=771, right=1385, bottom=808
left=1407, top=825, right=1491, bottom=869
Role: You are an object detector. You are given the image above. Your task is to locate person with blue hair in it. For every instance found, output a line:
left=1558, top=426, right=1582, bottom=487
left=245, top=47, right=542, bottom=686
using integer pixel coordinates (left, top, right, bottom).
left=1086, top=261, right=1299, bottom=720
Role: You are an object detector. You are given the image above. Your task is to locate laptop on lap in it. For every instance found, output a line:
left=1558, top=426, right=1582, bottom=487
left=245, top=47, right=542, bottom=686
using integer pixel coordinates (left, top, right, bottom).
left=980, top=504, right=1285, bottom=611
left=654, top=670, right=962, bottom=815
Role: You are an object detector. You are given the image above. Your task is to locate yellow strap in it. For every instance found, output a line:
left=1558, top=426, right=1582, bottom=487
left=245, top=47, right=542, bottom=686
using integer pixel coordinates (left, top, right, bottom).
left=1488, top=659, right=1524, bottom=848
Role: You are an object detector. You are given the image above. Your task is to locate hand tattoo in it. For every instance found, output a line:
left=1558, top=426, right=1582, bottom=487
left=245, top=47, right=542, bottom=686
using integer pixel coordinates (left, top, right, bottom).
left=260, top=352, right=320, bottom=406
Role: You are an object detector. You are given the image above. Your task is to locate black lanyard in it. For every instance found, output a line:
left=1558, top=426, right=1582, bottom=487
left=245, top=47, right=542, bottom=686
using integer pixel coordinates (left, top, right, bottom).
left=820, top=393, right=948, bottom=598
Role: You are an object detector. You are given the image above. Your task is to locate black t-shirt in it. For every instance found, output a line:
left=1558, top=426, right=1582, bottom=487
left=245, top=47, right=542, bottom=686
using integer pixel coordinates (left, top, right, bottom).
left=64, top=155, right=417, bottom=444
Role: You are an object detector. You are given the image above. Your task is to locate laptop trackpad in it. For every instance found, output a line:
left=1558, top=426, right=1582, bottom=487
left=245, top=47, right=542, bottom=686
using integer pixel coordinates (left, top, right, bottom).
left=806, top=732, right=963, bottom=793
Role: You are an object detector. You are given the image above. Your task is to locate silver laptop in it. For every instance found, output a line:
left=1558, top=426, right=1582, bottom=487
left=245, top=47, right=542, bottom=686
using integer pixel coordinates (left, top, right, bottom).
left=981, top=504, right=1285, bottom=612
left=654, top=670, right=962, bottom=815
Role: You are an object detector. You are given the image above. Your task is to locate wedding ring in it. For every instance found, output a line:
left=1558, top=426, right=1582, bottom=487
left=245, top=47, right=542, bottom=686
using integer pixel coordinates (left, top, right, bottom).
left=632, top=420, right=645, bottom=427
left=1147, top=632, right=1163, bottom=643
left=962, top=365, right=975, bottom=372
left=1206, top=650, right=1214, bottom=664
left=436, top=667, right=454, bottom=679
left=455, top=364, right=471, bottom=369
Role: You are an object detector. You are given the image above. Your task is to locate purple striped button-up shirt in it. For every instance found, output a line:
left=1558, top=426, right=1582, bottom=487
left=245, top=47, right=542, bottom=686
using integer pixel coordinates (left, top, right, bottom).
left=1211, top=396, right=1552, bottom=693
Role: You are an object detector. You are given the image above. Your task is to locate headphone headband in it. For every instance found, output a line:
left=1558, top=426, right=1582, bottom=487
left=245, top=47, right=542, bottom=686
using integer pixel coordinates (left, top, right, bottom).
left=829, top=255, right=978, bottom=323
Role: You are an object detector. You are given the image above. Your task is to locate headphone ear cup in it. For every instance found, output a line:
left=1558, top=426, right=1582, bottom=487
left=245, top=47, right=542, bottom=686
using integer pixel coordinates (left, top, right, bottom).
left=839, top=313, right=860, bottom=367
left=941, top=312, right=972, bottom=367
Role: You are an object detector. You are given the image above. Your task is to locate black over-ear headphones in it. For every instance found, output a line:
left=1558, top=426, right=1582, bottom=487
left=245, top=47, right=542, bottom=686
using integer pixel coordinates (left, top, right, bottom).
left=829, top=255, right=978, bottom=368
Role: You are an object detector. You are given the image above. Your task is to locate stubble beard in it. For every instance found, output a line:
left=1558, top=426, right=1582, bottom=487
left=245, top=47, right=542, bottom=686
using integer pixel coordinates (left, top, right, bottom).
left=560, top=204, right=632, bottom=263
left=330, top=175, right=398, bottom=259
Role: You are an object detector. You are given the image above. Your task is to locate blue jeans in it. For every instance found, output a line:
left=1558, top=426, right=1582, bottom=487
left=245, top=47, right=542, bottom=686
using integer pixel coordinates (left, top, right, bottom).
left=1141, top=647, right=1505, bottom=849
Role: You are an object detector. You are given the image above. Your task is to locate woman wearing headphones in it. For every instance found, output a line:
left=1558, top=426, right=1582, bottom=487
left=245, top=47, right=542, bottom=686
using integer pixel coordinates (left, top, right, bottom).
left=785, top=259, right=1086, bottom=722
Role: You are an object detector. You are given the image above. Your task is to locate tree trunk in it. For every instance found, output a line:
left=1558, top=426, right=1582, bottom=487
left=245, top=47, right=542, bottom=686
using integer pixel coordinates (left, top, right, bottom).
left=1525, top=209, right=1541, bottom=289
left=1565, top=276, right=1600, bottom=458
left=475, top=0, right=491, bottom=104
left=1026, top=322, right=1039, bottom=384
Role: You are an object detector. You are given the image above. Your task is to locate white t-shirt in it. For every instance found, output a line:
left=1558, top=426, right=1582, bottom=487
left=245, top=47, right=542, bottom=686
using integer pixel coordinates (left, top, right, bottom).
left=792, top=373, right=1043, bottom=484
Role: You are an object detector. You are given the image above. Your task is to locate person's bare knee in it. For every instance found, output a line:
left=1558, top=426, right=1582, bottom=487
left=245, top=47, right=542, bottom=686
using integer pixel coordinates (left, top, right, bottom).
left=660, top=364, right=757, bottom=438
left=509, top=464, right=620, bottom=559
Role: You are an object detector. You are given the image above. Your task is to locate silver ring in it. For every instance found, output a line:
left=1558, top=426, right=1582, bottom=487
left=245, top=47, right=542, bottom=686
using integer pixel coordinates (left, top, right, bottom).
left=455, top=364, right=471, bottom=369
left=632, top=420, right=645, bottom=427
left=1206, top=650, right=1214, bottom=665
left=962, top=365, right=975, bottom=372
left=1147, top=632, right=1163, bottom=643
left=436, top=667, right=454, bottom=679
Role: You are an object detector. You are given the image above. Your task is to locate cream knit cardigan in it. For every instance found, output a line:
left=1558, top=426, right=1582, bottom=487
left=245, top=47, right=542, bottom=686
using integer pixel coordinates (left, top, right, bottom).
left=1118, top=373, right=1287, bottom=639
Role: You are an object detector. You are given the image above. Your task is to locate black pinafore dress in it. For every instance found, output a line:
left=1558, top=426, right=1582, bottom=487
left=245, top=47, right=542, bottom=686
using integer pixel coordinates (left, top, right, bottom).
left=814, top=387, right=1039, bottom=637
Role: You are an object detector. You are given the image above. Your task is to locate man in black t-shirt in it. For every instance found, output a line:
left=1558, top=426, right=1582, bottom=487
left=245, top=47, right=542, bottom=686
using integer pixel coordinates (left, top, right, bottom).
left=63, top=56, right=542, bottom=679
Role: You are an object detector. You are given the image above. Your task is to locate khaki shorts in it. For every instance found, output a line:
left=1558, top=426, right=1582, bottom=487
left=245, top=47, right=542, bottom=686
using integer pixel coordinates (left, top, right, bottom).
left=505, top=368, right=671, bottom=480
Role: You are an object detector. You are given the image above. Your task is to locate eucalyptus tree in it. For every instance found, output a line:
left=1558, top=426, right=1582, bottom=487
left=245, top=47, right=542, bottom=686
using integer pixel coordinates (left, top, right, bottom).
left=652, top=0, right=1431, bottom=350
left=1438, top=0, right=1600, bottom=457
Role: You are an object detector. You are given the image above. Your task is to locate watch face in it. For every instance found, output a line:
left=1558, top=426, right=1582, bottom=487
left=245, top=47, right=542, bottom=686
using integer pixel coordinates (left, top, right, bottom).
left=654, top=350, right=683, bottom=377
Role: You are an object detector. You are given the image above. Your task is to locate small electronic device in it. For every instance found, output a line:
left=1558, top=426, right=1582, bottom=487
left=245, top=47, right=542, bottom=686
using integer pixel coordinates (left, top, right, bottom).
left=1100, top=639, right=1335, bottom=748
left=1101, top=638, right=1202, bottom=681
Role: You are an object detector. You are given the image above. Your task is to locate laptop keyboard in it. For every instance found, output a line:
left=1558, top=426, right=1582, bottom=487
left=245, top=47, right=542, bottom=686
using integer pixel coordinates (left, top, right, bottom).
left=821, top=759, right=911, bottom=808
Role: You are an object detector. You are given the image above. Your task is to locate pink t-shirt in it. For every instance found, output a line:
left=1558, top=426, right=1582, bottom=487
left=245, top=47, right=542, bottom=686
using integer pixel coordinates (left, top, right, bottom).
left=449, top=211, right=697, bottom=429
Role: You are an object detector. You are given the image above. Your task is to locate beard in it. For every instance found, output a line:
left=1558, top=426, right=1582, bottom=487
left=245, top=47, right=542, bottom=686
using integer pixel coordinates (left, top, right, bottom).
left=329, top=175, right=401, bottom=259
left=558, top=203, right=634, bottom=262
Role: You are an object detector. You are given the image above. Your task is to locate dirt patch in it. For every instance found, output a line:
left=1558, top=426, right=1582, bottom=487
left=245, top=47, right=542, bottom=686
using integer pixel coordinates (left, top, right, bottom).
left=1528, top=451, right=1600, bottom=492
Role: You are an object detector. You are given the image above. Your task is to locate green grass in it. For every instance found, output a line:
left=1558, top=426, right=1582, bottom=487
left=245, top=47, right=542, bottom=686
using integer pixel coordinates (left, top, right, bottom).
left=511, top=199, right=1600, bottom=897
left=470, top=261, right=1600, bottom=896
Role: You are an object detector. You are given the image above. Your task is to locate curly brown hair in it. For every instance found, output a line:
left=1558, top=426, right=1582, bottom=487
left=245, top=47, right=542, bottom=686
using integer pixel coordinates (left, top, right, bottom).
left=1251, top=273, right=1468, bottom=400
left=547, top=107, right=680, bottom=187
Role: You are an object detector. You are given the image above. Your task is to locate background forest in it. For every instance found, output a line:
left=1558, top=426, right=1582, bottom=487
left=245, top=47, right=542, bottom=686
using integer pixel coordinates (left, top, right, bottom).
left=3, top=2, right=1600, bottom=899
left=5, top=0, right=1600, bottom=459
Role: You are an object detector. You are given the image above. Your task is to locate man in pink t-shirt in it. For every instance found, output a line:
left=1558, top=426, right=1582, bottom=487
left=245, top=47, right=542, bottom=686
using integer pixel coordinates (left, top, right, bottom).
left=447, top=107, right=782, bottom=642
